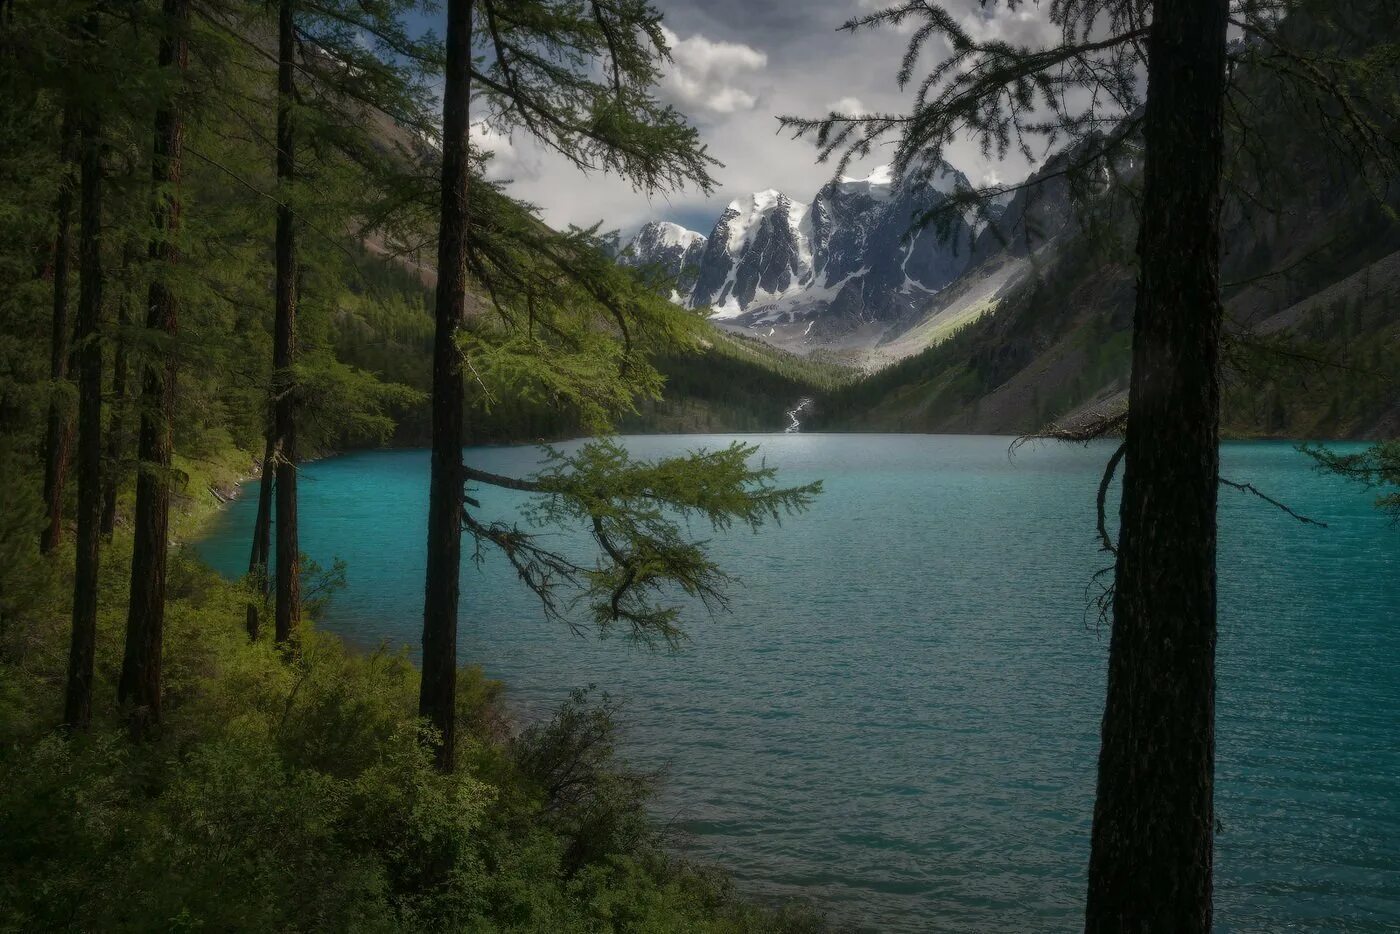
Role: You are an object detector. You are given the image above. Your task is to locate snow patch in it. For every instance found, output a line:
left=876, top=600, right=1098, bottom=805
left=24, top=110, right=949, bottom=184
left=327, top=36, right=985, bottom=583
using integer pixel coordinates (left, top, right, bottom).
left=724, top=189, right=810, bottom=254
left=710, top=294, right=745, bottom=320
left=650, top=221, right=705, bottom=250
left=836, top=163, right=896, bottom=201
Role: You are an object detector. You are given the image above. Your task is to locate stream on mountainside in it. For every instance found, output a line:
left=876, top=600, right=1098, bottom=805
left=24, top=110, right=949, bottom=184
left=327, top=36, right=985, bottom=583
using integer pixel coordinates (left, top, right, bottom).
left=785, top=398, right=813, bottom=432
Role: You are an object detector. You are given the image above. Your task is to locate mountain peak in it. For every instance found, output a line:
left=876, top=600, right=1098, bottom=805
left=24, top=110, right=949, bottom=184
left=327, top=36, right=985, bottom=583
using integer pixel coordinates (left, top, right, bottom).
left=617, top=221, right=708, bottom=296
left=722, top=189, right=809, bottom=252
left=625, top=158, right=979, bottom=345
left=641, top=220, right=705, bottom=251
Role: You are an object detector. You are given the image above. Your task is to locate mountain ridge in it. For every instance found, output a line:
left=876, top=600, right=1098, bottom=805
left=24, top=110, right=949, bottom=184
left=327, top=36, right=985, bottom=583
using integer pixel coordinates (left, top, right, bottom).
left=619, top=158, right=988, bottom=354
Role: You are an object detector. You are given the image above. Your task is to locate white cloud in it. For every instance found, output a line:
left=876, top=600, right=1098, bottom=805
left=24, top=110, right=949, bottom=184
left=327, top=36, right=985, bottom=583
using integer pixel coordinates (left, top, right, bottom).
left=826, top=96, right=869, bottom=116
left=470, top=121, right=540, bottom=182
left=660, top=27, right=768, bottom=115
left=463, top=1, right=1050, bottom=236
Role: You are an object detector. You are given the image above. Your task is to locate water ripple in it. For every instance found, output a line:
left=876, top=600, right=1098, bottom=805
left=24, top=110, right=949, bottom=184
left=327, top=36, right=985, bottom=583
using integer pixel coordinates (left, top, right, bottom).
left=196, top=435, right=1400, bottom=932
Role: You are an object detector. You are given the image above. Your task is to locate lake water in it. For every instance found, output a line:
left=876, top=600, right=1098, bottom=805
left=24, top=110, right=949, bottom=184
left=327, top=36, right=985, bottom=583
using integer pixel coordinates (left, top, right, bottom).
left=195, top=434, right=1400, bottom=932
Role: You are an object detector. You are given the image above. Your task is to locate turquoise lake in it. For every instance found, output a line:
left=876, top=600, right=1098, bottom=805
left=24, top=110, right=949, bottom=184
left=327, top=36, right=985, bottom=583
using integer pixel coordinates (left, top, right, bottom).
left=195, top=434, right=1400, bottom=931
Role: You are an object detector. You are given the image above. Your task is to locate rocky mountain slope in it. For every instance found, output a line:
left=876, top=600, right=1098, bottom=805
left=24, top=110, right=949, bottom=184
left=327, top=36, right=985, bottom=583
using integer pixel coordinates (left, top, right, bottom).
left=803, top=138, right=1400, bottom=439
left=619, top=0, right=1399, bottom=440
left=619, top=160, right=987, bottom=354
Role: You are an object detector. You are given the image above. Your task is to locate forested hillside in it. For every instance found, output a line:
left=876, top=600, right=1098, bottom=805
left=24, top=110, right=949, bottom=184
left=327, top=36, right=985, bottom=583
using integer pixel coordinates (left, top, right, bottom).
left=327, top=251, right=849, bottom=444
left=807, top=191, right=1400, bottom=439
left=620, top=333, right=851, bottom=433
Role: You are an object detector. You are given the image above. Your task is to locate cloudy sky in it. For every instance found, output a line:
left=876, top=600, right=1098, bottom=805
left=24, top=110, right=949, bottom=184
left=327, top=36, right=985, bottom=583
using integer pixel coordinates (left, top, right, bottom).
left=413, top=0, right=1060, bottom=237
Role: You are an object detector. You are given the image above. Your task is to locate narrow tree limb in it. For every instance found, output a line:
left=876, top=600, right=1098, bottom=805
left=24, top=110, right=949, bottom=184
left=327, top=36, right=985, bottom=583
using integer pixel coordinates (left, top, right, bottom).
left=464, top=463, right=551, bottom=493
left=1097, top=443, right=1127, bottom=553
left=1219, top=476, right=1327, bottom=527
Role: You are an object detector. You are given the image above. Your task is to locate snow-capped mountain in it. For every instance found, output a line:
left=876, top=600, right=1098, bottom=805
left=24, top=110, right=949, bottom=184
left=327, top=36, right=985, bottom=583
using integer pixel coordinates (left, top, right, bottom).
left=617, top=221, right=707, bottom=297
left=691, top=189, right=815, bottom=315
left=806, top=161, right=973, bottom=327
left=623, top=159, right=983, bottom=349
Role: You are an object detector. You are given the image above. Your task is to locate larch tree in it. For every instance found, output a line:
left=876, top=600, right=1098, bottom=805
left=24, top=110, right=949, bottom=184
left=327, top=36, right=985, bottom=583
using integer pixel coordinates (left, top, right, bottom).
left=245, top=0, right=439, bottom=646
left=0, top=0, right=428, bottom=714
left=39, top=106, right=77, bottom=556
left=416, top=0, right=818, bottom=772
left=98, top=245, right=136, bottom=539
left=1086, top=2, right=1228, bottom=924
left=119, top=0, right=190, bottom=732
left=779, top=0, right=1399, bottom=926
left=62, top=1, right=106, bottom=731
left=0, top=0, right=76, bottom=628
left=1303, top=441, right=1400, bottom=519
left=422, top=0, right=472, bottom=770
left=245, top=427, right=274, bottom=639
left=271, top=0, right=301, bottom=645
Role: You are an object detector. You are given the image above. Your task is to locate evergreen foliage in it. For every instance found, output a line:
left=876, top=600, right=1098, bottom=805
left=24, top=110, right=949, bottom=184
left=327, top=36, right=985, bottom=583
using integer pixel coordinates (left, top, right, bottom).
left=1302, top=440, right=1400, bottom=519
left=0, top=503, right=824, bottom=931
left=0, top=0, right=827, bottom=921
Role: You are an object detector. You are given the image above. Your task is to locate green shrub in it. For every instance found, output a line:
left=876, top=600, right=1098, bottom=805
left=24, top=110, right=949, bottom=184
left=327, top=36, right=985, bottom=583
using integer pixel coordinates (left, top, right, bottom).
left=0, top=534, right=825, bottom=932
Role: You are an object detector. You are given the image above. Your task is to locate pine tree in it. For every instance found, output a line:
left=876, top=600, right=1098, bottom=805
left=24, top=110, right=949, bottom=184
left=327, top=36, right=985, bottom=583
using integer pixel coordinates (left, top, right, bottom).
left=421, top=0, right=473, bottom=770
left=416, top=0, right=819, bottom=771
left=272, top=0, right=301, bottom=645
left=62, top=2, right=105, bottom=731
left=39, top=106, right=77, bottom=556
left=120, top=0, right=190, bottom=732
left=1302, top=441, right=1400, bottom=519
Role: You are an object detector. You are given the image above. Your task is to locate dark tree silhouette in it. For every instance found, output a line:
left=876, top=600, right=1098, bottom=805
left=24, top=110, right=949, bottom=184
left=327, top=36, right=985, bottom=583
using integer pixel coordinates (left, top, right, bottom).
left=40, top=106, right=77, bottom=556
left=63, top=6, right=105, bottom=731
left=121, top=0, right=190, bottom=733
left=420, top=0, right=473, bottom=771
left=246, top=429, right=275, bottom=640
left=1085, top=1, right=1229, bottom=924
left=99, top=265, right=131, bottom=539
left=419, top=0, right=722, bottom=771
left=272, top=0, right=301, bottom=645
left=780, top=0, right=1399, bottom=925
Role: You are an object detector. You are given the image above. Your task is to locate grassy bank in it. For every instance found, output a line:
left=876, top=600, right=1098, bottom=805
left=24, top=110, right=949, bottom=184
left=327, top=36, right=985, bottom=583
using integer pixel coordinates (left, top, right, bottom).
left=0, top=447, right=825, bottom=933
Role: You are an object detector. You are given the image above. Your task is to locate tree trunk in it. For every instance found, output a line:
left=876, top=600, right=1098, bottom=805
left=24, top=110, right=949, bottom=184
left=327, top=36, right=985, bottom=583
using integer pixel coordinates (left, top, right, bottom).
left=62, top=9, right=105, bottom=731
left=40, top=106, right=78, bottom=556
left=1084, top=0, right=1229, bottom=929
left=100, top=251, right=135, bottom=538
left=273, top=0, right=301, bottom=645
left=246, top=428, right=275, bottom=640
left=120, top=0, right=188, bottom=735
left=419, top=0, right=473, bottom=773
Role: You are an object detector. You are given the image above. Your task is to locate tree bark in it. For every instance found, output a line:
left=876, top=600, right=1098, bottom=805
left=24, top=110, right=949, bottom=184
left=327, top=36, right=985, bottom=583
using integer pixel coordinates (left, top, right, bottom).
left=62, top=9, right=105, bottom=732
left=100, top=247, right=136, bottom=538
left=246, top=427, right=275, bottom=640
left=420, top=0, right=473, bottom=773
left=40, top=106, right=78, bottom=556
left=120, top=0, right=188, bottom=733
left=1084, top=0, right=1229, bottom=929
left=273, top=0, right=301, bottom=645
